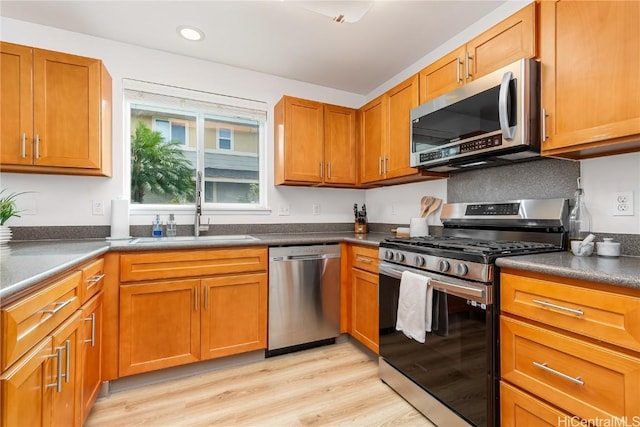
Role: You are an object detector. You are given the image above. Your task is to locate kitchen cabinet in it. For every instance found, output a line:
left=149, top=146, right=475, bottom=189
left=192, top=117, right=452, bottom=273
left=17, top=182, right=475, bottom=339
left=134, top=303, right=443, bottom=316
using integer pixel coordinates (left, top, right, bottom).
left=539, top=0, right=640, bottom=159
left=1, top=256, right=105, bottom=427
left=419, top=2, right=536, bottom=104
left=0, top=41, right=112, bottom=176
left=118, top=247, right=268, bottom=376
left=359, top=75, right=444, bottom=186
left=274, top=95, right=357, bottom=186
left=80, top=292, right=104, bottom=424
left=349, top=245, right=379, bottom=353
left=500, top=269, right=640, bottom=425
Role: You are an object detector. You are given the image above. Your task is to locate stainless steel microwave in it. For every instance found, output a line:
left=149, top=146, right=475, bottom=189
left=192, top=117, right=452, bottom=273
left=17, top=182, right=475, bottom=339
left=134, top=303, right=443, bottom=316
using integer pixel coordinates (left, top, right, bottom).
left=410, top=58, right=540, bottom=172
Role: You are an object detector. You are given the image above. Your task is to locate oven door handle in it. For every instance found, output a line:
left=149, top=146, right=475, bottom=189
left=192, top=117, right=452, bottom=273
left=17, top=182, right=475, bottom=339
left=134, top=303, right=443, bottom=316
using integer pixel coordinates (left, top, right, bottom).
left=379, top=263, right=488, bottom=302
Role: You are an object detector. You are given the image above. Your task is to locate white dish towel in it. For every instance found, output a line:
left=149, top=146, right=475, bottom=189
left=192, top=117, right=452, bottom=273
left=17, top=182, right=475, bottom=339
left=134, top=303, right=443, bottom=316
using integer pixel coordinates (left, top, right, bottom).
left=396, top=270, right=433, bottom=343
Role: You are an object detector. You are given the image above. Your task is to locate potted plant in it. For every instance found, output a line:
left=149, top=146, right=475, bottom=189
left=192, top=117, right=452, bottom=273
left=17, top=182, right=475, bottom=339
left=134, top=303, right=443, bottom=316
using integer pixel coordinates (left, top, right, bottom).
left=0, top=189, right=25, bottom=245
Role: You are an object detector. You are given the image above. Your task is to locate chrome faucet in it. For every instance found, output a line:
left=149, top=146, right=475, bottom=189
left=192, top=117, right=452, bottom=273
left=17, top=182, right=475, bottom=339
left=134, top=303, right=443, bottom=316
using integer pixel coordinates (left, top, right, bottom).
left=195, top=171, right=210, bottom=236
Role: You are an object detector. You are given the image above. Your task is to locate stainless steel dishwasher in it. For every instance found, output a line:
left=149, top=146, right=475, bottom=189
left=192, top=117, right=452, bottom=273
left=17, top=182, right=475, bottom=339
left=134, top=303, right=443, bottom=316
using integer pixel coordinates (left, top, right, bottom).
left=267, top=245, right=341, bottom=356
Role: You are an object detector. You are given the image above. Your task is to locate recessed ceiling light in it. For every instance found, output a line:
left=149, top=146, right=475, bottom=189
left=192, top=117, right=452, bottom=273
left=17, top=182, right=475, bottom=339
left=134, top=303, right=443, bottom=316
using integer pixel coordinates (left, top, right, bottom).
left=177, top=26, right=205, bottom=41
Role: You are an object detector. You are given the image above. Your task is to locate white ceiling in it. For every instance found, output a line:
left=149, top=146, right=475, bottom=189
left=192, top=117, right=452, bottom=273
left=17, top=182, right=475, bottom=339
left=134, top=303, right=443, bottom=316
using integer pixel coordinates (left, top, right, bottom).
left=0, top=0, right=508, bottom=95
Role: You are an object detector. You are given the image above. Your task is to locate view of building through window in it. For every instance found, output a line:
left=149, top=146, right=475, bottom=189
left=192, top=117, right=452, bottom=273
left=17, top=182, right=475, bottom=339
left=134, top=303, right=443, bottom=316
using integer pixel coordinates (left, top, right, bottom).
left=125, top=85, right=265, bottom=208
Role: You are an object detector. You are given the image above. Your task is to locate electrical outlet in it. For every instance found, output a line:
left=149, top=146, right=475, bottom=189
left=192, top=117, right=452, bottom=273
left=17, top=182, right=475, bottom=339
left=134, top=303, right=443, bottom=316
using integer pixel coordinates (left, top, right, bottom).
left=312, top=203, right=320, bottom=215
left=613, top=191, right=634, bottom=216
left=278, top=203, right=291, bottom=216
left=92, top=200, right=105, bottom=216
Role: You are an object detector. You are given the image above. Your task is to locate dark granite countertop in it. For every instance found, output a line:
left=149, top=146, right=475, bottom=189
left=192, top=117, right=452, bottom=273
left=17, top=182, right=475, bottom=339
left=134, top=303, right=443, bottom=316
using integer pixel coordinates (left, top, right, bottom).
left=0, top=232, right=390, bottom=303
left=496, top=252, right=640, bottom=290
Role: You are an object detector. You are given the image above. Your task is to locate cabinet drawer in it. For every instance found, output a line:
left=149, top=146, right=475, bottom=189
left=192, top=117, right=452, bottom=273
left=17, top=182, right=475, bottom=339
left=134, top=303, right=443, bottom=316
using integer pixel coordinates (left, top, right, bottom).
left=351, top=245, right=379, bottom=274
left=81, top=257, right=105, bottom=303
left=501, top=316, right=640, bottom=422
left=500, top=381, right=571, bottom=427
left=501, top=272, right=640, bottom=352
left=1, top=271, right=81, bottom=370
left=120, top=247, right=268, bottom=282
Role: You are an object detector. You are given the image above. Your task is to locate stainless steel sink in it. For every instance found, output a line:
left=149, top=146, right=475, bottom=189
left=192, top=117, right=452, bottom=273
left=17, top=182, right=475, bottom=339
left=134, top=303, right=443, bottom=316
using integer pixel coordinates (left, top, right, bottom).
left=129, top=235, right=260, bottom=244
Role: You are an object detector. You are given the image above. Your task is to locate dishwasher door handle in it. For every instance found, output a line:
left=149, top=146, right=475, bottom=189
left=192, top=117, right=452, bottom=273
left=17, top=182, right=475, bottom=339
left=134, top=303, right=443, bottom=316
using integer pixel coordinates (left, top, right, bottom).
left=271, top=254, right=340, bottom=262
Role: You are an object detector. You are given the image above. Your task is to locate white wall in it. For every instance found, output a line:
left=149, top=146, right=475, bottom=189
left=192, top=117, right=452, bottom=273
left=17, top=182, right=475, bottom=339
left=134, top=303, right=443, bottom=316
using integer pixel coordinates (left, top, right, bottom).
left=0, top=17, right=366, bottom=227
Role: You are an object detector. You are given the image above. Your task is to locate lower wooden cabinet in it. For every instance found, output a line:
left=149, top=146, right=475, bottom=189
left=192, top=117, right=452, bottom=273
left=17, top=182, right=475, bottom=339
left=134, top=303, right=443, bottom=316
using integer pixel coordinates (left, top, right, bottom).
left=118, top=248, right=269, bottom=377
left=349, top=245, right=380, bottom=353
left=500, top=381, right=571, bottom=427
left=80, top=292, right=103, bottom=424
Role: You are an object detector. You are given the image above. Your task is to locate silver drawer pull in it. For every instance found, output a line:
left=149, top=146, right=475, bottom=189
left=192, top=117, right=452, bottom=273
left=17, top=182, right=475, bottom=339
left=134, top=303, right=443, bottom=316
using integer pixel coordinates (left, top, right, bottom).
left=63, top=340, right=71, bottom=383
left=532, top=299, right=584, bottom=316
left=86, top=273, right=105, bottom=284
left=41, top=299, right=73, bottom=315
left=533, top=361, right=584, bottom=386
left=356, top=256, right=373, bottom=264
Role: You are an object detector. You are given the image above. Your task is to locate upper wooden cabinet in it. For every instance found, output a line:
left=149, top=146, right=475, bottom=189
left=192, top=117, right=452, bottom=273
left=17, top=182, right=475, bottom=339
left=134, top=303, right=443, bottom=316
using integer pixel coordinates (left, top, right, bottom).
left=360, top=75, right=445, bottom=186
left=0, top=41, right=112, bottom=176
left=274, top=95, right=357, bottom=187
left=419, top=2, right=536, bottom=104
left=539, top=0, right=640, bottom=158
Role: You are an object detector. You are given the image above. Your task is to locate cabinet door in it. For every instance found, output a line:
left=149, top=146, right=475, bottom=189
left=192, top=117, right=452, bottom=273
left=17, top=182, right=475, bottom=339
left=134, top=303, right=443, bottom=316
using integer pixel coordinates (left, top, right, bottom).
left=0, top=337, right=53, bottom=427
left=540, top=0, right=640, bottom=156
left=200, top=273, right=267, bottom=360
left=33, top=49, right=103, bottom=170
left=119, top=279, right=200, bottom=376
left=359, top=95, right=386, bottom=184
left=351, top=268, right=379, bottom=353
left=419, top=46, right=466, bottom=104
left=0, top=42, right=33, bottom=166
left=385, top=75, right=420, bottom=180
left=50, top=310, right=82, bottom=427
left=323, top=104, right=357, bottom=185
left=466, top=2, right=536, bottom=82
left=275, top=96, right=324, bottom=184
left=80, top=292, right=103, bottom=424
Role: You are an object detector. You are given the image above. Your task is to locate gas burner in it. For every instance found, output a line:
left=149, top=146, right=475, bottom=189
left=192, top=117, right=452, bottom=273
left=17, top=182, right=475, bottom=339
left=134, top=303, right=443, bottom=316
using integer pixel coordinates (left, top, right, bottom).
left=385, top=236, right=558, bottom=257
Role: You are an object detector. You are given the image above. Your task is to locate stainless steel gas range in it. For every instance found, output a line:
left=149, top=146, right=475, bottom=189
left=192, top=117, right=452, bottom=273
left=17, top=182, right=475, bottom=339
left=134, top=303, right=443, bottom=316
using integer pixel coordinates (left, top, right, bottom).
left=377, top=198, right=569, bottom=427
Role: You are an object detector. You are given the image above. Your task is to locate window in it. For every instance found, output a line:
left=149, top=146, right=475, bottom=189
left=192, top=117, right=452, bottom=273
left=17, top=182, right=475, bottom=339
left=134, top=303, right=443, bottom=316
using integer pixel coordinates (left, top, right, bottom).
left=124, top=80, right=267, bottom=210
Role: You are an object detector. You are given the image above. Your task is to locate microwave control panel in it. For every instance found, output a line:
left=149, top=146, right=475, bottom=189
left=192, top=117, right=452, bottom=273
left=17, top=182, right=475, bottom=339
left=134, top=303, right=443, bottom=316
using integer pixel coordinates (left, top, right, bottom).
left=419, top=134, right=503, bottom=163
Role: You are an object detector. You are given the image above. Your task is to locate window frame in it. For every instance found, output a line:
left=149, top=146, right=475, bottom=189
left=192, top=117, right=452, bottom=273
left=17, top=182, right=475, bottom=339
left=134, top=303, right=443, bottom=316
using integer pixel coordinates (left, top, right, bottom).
left=216, top=127, right=234, bottom=150
left=123, top=79, right=269, bottom=216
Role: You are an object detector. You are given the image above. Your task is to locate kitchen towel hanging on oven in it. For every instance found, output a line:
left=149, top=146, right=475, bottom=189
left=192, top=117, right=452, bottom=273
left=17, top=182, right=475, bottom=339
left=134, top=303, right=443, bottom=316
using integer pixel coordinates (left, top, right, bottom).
left=396, top=270, right=433, bottom=343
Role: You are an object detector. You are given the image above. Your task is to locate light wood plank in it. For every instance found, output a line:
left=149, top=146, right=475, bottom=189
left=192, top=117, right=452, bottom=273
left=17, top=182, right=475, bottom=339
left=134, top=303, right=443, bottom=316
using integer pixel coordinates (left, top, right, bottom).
left=86, top=341, right=434, bottom=426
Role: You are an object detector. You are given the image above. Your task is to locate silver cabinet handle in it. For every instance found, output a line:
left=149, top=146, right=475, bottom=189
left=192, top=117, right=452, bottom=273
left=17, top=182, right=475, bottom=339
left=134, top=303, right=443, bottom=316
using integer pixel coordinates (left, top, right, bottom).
left=498, top=70, right=515, bottom=141
left=327, top=162, right=331, bottom=179
left=84, top=313, right=96, bottom=347
left=456, top=57, right=461, bottom=83
left=35, top=134, right=40, bottom=159
left=86, top=274, right=105, bottom=285
left=204, top=286, right=209, bottom=310
left=47, top=347, right=64, bottom=393
left=194, top=286, right=199, bottom=310
left=356, top=256, right=373, bottom=264
left=378, top=157, right=383, bottom=175
left=532, top=299, right=584, bottom=316
left=541, top=108, right=548, bottom=142
left=63, top=340, right=71, bottom=383
left=319, top=162, right=323, bottom=179
left=21, top=133, right=27, bottom=158
left=384, top=156, right=388, bottom=174
left=40, top=299, right=73, bottom=315
left=465, top=51, right=473, bottom=79
left=533, top=361, right=584, bottom=386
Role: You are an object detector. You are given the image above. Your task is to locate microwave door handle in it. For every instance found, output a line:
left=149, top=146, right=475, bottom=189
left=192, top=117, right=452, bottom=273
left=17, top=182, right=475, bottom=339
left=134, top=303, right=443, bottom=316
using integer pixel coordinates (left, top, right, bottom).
left=498, top=70, right=515, bottom=141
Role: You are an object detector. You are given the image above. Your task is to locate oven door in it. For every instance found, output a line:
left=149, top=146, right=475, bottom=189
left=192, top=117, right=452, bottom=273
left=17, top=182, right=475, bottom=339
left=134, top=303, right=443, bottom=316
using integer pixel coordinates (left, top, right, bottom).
left=378, top=262, right=496, bottom=427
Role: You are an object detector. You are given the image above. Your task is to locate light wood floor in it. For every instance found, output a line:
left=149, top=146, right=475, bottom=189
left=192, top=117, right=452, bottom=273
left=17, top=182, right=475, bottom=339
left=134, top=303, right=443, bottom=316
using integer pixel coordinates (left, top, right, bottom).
left=86, top=341, right=435, bottom=426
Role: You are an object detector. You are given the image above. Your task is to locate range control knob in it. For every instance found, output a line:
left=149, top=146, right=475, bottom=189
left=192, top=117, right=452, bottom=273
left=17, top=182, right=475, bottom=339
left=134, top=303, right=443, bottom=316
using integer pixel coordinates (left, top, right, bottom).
left=385, top=250, right=394, bottom=261
left=439, top=260, right=450, bottom=272
left=395, top=252, right=405, bottom=262
left=415, top=256, right=426, bottom=267
left=456, top=263, right=469, bottom=276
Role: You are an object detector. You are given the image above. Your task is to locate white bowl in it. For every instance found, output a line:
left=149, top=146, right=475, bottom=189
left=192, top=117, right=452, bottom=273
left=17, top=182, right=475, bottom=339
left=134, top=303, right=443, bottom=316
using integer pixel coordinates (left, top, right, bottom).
left=596, top=238, right=620, bottom=257
left=571, top=241, right=594, bottom=257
